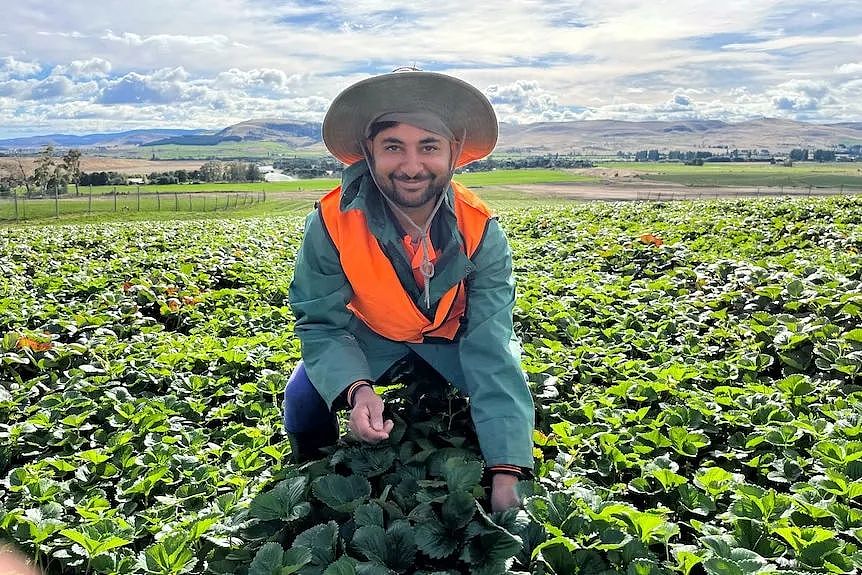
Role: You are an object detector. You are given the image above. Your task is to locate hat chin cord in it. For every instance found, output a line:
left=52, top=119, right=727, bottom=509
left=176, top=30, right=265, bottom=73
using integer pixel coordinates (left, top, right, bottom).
left=361, top=135, right=465, bottom=310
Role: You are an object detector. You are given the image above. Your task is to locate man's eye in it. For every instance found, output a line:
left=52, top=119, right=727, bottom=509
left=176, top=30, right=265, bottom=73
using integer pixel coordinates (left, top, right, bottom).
left=384, top=145, right=401, bottom=152
left=423, top=145, right=439, bottom=152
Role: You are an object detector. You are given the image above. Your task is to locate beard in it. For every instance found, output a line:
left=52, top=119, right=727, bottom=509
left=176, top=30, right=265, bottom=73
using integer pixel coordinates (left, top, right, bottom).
left=372, top=166, right=449, bottom=209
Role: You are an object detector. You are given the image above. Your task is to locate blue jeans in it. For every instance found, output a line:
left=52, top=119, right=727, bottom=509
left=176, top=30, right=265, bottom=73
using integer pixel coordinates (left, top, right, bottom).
left=282, top=361, right=339, bottom=460
left=282, top=361, right=335, bottom=434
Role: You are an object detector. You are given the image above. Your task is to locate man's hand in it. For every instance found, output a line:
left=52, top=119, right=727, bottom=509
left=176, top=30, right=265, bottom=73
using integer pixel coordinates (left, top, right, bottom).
left=349, top=385, right=394, bottom=443
left=490, top=473, right=521, bottom=512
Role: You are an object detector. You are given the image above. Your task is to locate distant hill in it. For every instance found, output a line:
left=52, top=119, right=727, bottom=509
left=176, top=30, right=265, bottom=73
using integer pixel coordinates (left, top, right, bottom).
left=142, top=119, right=321, bottom=147
left=0, top=129, right=207, bottom=150
left=2, top=118, right=861, bottom=155
left=497, top=118, right=862, bottom=154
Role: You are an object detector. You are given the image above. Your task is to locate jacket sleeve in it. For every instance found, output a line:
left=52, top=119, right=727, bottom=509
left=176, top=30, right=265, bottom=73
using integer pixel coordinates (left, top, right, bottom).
left=458, top=217, right=535, bottom=469
left=289, top=209, right=372, bottom=408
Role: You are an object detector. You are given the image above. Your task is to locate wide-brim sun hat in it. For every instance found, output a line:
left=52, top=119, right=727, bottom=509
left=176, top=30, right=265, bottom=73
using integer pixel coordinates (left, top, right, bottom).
left=322, top=70, right=498, bottom=168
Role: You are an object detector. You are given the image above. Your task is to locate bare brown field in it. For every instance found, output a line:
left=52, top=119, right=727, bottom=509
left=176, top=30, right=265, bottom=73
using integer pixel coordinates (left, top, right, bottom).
left=505, top=182, right=862, bottom=201
left=0, top=157, right=204, bottom=175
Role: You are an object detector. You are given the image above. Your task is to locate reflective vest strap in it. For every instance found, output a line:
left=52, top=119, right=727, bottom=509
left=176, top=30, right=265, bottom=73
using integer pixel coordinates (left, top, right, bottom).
left=317, top=185, right=490, bottom=342
left=451, top=180, right=493, bottom=257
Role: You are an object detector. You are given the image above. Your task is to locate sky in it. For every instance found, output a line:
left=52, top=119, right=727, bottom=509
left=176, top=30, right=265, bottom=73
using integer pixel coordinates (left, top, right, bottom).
left=1, top=0, right=861, bottom=138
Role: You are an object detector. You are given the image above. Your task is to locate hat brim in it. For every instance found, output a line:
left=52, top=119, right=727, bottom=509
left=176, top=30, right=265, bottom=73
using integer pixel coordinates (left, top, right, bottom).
left=323, top=71, right=497, bottom=168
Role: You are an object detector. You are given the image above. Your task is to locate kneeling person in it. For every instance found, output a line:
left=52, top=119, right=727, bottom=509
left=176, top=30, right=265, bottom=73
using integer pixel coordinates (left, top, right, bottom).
left=284, top=70, right=535, bottom=512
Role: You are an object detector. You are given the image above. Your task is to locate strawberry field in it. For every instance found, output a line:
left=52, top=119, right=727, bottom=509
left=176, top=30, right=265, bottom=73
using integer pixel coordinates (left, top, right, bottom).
left=1, top=195, right=862, bottom=575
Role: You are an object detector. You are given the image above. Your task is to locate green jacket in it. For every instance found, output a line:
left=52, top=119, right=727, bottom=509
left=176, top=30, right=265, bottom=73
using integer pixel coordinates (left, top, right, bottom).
left=288, top=161, right=534, bottom=469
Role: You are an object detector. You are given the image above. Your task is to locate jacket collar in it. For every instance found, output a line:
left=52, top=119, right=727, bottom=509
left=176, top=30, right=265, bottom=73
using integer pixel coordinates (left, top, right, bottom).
left=337, top=160, right=471, bottom=314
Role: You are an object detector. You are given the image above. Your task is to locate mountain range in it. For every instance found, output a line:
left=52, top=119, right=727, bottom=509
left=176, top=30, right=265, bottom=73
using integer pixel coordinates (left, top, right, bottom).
left=2, top=118, right=861, bottom=155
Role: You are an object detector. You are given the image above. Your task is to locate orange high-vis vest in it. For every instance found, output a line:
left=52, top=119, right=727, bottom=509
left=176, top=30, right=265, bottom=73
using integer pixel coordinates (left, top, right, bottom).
left=318, top=181, right=493, bottom=343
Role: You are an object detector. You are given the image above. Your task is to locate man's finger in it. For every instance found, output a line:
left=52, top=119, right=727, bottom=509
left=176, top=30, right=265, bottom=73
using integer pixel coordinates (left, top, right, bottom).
left=382, top=419, right=394, bottom=434
left=369, top=402, right=384, bottom=431
left=350, top=405, right=389, bottom=442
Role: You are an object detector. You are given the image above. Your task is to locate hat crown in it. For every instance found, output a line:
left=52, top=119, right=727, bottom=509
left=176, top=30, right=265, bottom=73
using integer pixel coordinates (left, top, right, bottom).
left=322, top=71, right=497, bottom=168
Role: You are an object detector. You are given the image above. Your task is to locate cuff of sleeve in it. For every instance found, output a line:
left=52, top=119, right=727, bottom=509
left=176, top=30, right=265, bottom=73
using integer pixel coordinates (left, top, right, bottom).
left=345, top=380, right=373, bottom=408
left=487, top=464, right=533, bottom=480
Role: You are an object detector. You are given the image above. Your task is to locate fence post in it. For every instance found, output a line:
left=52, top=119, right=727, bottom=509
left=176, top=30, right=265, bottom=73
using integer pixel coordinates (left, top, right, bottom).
left=188, top=193, right=192, bottom=211
left=136, top=186, right=140, bottom=211
left=13, top=191, right=19, bottom=221
left=88, top=184, right=92, bottom=213
left=203, top=195, right=206, bottom=211
left=156, top=189, right=161, bottom=211
left=113, top=186, right=117, bottom=212
left=174, top=191, right=179, bottom=211
left=54, top=184, right=59, bottom=218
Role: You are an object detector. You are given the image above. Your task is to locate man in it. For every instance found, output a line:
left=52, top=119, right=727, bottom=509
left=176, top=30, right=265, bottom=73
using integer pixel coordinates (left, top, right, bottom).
left=284, top=70, right=534, bottom=511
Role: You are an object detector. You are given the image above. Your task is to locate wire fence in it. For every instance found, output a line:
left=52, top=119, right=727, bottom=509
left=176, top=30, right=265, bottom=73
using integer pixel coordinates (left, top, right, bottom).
left=0, top=186, right=267, bottom=222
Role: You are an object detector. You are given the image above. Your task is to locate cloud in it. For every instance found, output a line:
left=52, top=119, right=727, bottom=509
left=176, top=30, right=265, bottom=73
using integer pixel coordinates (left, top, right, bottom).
left=29, top=76, right=76, bottom=100
left=768, top=80, right=832, bottom=113
left=0, top=56, right=41, bottom=80
left=486, top=80, right=585, bottom=123
left=2, top=0, right=862, bottom=137
left=51, top=57, right=112, bottom=80
left=101, top=29, right=244, bottom=50
left=835, top=62, right=862, bottom=74
left=98, top=68, right=194, bottom=105
left=213, top=68, right=302, bottom=96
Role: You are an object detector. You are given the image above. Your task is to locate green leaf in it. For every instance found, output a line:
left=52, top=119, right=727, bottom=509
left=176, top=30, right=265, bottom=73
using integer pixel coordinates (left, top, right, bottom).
left=671, top=546, right=703, bottom=575
left=415, top=517, right=460, bottom=559
left=141, top=533, right=197, bottom=574
left=313, top=474, right=372, bottom=513
left=352, top=526, right=388, bottom=564
left=441, top=492, right=475, bottom=530
left=60, top=519, right=134, bottom=558
left=540, top=545, right=607, bottom=575
left=323, top=556, right=357, bottom=575
left=352, top=522, right=417, bottom=572
left=701, top=536, right=769, bottom=574
left=248, top=543, right=284, bottom=575
left=248, top=543, right=314, bottom=575
left=354, top=503, right=385, bottom=528
left=677, top=484, right=717, bottom=516
left=703, top=557, right=745, bottom=575
left=345, top=447, right=397, bottom=477
left=250, top=476, right=311, bottom=522
left=441, top=458, right=483, bottom=493
left=294, top=521, right=338, bottom=568
left=652, top=468, right=688, bottom=491
left=694, top=467, right=737, bottom=498
left=355, top=563, right=391, bottom=575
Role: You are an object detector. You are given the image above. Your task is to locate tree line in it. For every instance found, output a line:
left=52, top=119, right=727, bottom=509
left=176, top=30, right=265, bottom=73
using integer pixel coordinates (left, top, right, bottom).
left=0, top=146, right=82, bottom=197
left=0, top=149, right=264, bottom=197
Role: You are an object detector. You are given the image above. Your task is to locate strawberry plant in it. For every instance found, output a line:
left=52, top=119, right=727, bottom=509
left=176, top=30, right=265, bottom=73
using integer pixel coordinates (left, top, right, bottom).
left=1, top=195, right=862, bottom=573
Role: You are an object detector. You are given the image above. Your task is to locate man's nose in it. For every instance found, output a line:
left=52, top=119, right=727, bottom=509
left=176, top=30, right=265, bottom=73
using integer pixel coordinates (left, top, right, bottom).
left=399, top=149, right=423, bottom=176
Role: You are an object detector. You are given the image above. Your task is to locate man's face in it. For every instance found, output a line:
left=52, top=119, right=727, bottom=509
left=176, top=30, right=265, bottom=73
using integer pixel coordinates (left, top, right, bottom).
left=367, top=123, right=453, bottom=210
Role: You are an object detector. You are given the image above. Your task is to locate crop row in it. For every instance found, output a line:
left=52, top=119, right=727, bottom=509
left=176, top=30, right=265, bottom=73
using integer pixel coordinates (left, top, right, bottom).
left=1, top=196, right=861, bottom=574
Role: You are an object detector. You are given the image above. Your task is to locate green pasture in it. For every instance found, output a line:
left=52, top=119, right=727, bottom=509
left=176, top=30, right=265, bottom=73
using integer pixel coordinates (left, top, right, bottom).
left=0, top=169, right=590, bottom=223
left=453, top=168, right=594, bottom=186
left=599, top=160, right=862, bottom=188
